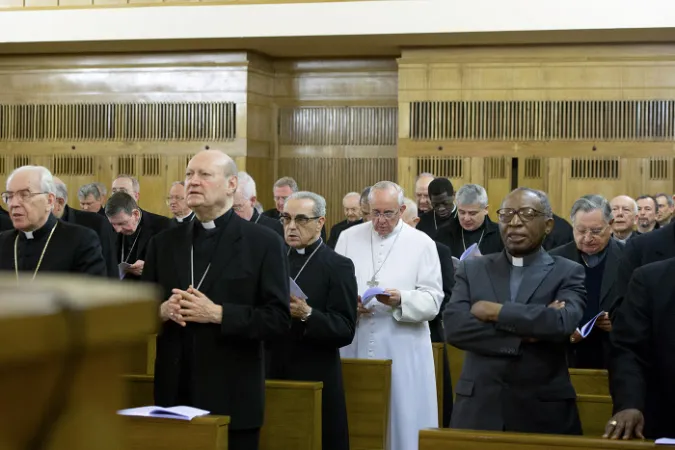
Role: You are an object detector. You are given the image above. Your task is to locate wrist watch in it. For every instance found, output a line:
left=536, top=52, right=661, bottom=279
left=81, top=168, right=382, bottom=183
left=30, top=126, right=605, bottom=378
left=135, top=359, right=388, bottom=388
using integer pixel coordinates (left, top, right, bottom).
left=301, top=307, right=313, bottom=322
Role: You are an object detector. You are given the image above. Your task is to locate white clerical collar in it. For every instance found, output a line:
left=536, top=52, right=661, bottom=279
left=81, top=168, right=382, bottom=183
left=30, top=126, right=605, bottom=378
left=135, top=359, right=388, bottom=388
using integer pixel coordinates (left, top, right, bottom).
left=176, top=212, right=192, bottom=223
left=512, top=257, right=524, bottom=267
left=201, top=221, right=216, bottom=229
left=23, top=231, right=34, bottom=240
left=296, top=247, right=306, bottom=255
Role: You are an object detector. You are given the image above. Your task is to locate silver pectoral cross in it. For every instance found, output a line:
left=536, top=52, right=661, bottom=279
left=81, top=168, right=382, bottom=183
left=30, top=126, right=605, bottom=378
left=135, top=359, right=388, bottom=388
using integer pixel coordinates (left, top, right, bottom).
left=367, top=277, right=379, bottom=287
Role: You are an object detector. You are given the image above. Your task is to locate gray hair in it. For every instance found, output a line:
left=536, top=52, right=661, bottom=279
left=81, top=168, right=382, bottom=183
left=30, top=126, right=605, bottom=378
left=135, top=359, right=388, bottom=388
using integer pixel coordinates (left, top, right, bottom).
left=237, top=171, right=257, bottom=199
left=286, top=191, right=326, bottom=217
left=456, top=184, right=488, bottom=208
left=78, top=183, right=101, bottom=201
left=105, top=192, right=138, bottom=217
left=570, top=194, right=612, bottom=224
left=171, top=181, right=185, bottom=188
left=7, top=165, right=56, bottom=195
left=415, top=172, right=435, bottom=182
left=402, top=197, right=418, bottom=218
left=93, top=182, right=107, bottom=197
left=115, top=174, right=140, bottom=194
left=360, top=187, right=371, bottom=205
left=274, top=176, right=298, bottom=193
left=368, top=181, right=404, bottom=206
left=54, top=180, right=68, bottom=202
left=343, top=192, right=360, bottom=202
left=655, top=193, right=674, bottom=208
left=504, top=187, right=553, bottom=219
left=611, top=195, right=638, bottom=215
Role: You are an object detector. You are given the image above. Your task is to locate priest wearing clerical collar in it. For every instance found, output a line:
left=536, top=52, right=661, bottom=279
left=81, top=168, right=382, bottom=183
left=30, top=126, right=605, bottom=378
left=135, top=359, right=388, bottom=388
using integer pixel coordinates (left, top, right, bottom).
left=105, top=192, right=171, bottom=281
left=266, top=191, right=356, bottom=450
left=167, top=181, right=194, bottom=226
left=335, top=181, right=443, bottom=450
left=52, top=177, right=118, bottom=279
left=417, top=177, right=458, bottom=238
left=444, top=187, right=586, bottom=435
left=232, top=171, right=283, bottom=238
left=326, top=191, right=363, bottom=249
left=142, top=150, right=290, bottom=450
left=78, top=182, right=106, bottom=216
left=550, top=195, right=622, bottom=369
left=0, top=165, right=106, bottom=278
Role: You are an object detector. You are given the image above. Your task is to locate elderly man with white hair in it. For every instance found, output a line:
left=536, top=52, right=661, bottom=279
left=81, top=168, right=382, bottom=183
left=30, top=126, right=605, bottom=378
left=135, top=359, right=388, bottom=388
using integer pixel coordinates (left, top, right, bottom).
left=436, top=183, right=503, bottom=258
left=335, top=180, right=443, bottom=450
left=0, top=165, right=107, bottom=277
left=232, top=171, right=283, bottom=238
left=327, top=192, right=363, bottom=249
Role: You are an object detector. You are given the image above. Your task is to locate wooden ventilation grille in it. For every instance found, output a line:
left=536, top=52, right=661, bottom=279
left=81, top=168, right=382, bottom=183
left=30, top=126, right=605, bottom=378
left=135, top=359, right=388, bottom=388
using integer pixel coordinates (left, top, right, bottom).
left=118, top=155, right=136, bottom=176
left=142, top=155, right=162, bottom=177
left=278, top=157, right=397, bottom=228
left=410, top=100, right=675, bottom=141
left=417, top=156, right=464, bottom=179
left=0, top=156, right=6, bottom=176
left=278, top=107, right=397, bottom=146
left=52, top=155, right=95, bottom=176
left=0, top=102, right=236, bottom=142
left=13, top=155, right=31, bottom=169
left=570, top=157, right=620, bottom=179
left=523, top=158, right=543, bottom=179
left=649, top=157, right=670, bottom=180
left=488, top=157, right=507, bottom=179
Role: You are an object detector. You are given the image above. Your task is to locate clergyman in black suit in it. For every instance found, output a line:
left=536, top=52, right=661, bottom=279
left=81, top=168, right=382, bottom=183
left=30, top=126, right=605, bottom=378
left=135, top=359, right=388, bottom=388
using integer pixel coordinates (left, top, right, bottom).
left=105, top=192, right=171, bottom=281
left=604, top=257, right=675, bottom=440
left=550, top=195, right=623, bottom=369
left=0, top=166, right=106, bottom=278
left=402, top=197, right=454, bottom=427
left=541, top=213, right=574, bottom=251
left=233, top=171, right=283, bottom=238
left=143, top=150, right=291, bottom=450
left=77, top=182, right=106, bottom=216
left=444, top=187, right=586, bottom=435
left=167, top=181, right=195, bottom=226
left=267, top=191, right=356, bottom=450
left=52, top=177, right=118, bottom=279
left=0, top=205, right=12, bottom=231
left=262, top=176, right=326, bottom=240
left=327, top=192, right=363, bottom=249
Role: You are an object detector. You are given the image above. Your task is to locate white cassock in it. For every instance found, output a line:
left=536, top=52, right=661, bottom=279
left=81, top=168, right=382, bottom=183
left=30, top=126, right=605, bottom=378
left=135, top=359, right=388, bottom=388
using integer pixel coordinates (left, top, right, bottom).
left=335, top=219, right=442, bottom=450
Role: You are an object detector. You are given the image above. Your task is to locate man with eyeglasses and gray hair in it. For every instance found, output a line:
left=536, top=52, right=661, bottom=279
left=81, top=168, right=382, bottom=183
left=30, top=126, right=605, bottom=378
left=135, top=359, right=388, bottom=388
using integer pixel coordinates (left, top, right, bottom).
left=335, top=180, right=443, bottom=450
left=445, top=187, right=586, bottom=435
left=0, top=165, right=106, bottom=277
left=232, top=172, right=283, bottom=238
left=550, top=194, right=623, bottom=369
left=167, top=181, right=194, bottom=226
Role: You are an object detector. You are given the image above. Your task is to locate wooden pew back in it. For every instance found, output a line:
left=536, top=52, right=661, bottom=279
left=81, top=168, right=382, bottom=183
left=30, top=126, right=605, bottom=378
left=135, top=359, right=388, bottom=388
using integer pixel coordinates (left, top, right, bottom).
left=123, top=415, right=229, bottom=450
left=341, top=358, right=392, bottom=450
left=432, top=343, right=443, bottom=425
left=419, top=429, right=655, bottom=450
left=577, top=394, right=613, bottom=437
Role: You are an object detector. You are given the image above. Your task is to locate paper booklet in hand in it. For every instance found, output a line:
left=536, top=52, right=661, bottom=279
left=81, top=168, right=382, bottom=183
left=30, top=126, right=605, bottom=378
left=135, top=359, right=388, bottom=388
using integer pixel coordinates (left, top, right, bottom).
left=460, top=243, right=482, bottom=261
left=117, top=406, right=210, bottom=421
left=655, top=438, right=675, bottom=445
left=361, top=286, right=389, bottom=307
left=289, top=277, right=308, bottom=300
left=576, top=311, right=606, bottom=339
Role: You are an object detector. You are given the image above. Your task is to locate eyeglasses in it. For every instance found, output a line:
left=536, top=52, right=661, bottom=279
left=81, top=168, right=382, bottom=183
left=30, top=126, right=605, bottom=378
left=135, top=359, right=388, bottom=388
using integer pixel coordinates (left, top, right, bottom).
left=371, top=210, right=400, bottom=220
left=165, top=196, right=185, bottom=205
left=232, top=204, right=246, bottom=212
left=496, top=207, right=547, bottom=223
left=280, top=214, right=321, bottom=226
left=2, top=190, right=49, bottom=204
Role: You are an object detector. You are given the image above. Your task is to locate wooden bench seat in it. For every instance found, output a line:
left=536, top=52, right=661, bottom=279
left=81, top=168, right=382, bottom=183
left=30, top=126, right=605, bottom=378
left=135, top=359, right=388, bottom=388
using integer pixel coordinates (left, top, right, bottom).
left=123, top=415, right=230, bottom=450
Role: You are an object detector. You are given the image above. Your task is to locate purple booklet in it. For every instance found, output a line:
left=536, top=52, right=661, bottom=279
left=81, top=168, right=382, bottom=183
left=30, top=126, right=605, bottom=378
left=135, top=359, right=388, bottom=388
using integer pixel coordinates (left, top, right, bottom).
left=361, top=286, right=389, bottom=306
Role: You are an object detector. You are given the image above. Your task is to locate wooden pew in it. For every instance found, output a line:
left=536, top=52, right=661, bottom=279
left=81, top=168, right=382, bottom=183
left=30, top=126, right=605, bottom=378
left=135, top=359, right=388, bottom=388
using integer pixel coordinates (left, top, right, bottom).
left=419, top=429, right=655, bottom=450
left=123, top=415, right=230, bottom=450
left=432, top=342, right=444, bottom=425
left=570, top=369, right=609, bottom=396
left=122, top=375, right=323, bottom=450
left=446, top=344, right=465, bottom=397
left=341, top=358, right=392, bottom=450
left=577, top=394, right=613, bottom=437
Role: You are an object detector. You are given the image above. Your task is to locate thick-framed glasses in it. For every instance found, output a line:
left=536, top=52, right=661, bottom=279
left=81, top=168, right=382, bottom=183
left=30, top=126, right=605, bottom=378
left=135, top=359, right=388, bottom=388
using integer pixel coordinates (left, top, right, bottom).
left=165, top=196, right=185, bottom=206
left=280, top=214, right=321, bottom=226
left=496, top=207, right=547, bottom=223
left=371, top=210, right=399, bottom=220
left=2, top=190, right=48, bottom=204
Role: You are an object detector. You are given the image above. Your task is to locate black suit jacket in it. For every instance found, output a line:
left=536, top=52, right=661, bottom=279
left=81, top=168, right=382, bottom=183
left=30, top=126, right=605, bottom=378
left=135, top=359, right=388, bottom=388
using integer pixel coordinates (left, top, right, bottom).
left=444, top=250, right=586, bottom=434
left=614, top=222, right=675, bottom=316
left=609, top=257, right=675, bottom=439
left=430, top=241, right=455, bottom=343
left=0, top=207, right=12, bottom=232
left=0, top=218, right=107, bottom=277
left=62, top=205, right=117, bottom=278
left=267, top=243, right=357, bottom=450
left=542, top=214, right=574, bottom=251
left=327, top=219, right=363, bottom=249
left=436, top=216, right=503, bottom=258
left=143, top=213, right=291, bottom=430
left=263, top=208, right=326, bottom=240
left=252, top=209, right=283, bottom=238
left=170, top=211, right=195, bottom=227
left=116, top=209, right=171, bottom=281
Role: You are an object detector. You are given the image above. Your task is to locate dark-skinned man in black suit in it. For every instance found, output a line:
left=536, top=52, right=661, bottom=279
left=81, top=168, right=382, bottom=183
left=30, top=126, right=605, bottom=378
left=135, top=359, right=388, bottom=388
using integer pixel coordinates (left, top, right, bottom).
left=233, top=171, right=283, bottom=238
left=52, top=176, right=118, bottom=279
left=142, top=150, right=291, bottom=450
left=0, top=166, right=106, bottom=278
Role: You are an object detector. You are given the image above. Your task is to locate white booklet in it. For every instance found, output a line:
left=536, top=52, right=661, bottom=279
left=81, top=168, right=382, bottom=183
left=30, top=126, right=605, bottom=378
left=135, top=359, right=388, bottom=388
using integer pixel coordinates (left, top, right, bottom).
left=289, top=277, right=308, bottom=300
left=117, top=406, right=209, bottom=421
left=460, top=243, right=482, bottom=261
left=576, top=311, right=606, bottom=338
left=656, top=438, right=675, bottom=445
left=361, top=286, right=389, bottom=307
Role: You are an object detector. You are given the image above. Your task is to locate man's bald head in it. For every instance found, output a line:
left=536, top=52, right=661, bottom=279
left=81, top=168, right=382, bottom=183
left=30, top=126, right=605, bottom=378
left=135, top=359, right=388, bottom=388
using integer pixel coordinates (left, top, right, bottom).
left=185, top=150, right=238, bottom=221
left=401, top=197, right=420, bottom=228
left=342, top=192, right=362, bottom=222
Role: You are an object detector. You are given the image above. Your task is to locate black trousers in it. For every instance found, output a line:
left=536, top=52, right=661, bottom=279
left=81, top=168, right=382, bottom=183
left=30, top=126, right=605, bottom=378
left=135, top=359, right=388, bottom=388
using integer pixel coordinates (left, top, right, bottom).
left=229, top=428, right=260, bottom=450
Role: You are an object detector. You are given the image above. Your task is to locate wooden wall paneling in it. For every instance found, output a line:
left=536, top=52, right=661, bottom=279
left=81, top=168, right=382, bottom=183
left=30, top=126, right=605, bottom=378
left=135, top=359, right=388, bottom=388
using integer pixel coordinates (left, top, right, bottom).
left=484, top=156, right=512, bottom=221
left=561, top=156, right=626, bottom=219
left=246, top=156, right=274, bottom=211
left=397, top=157, right=416, bottom=199
left=519, top=157, right=546, bottom=192
left=643, top=156, right=673, bottom=197
left=51, top=154, right=99, bottom=209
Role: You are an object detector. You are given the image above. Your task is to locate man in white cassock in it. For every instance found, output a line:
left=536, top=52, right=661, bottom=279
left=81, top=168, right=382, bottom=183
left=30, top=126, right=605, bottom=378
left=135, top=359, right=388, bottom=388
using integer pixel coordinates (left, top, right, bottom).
left=335, top=180, right=443, bottom=450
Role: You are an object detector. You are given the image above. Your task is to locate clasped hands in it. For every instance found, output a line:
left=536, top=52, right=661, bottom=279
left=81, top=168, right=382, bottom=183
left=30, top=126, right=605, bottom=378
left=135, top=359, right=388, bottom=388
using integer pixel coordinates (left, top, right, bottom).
left=471, top=299, right=566, bottom=343
left=160, top=285, right=222, bottom=326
